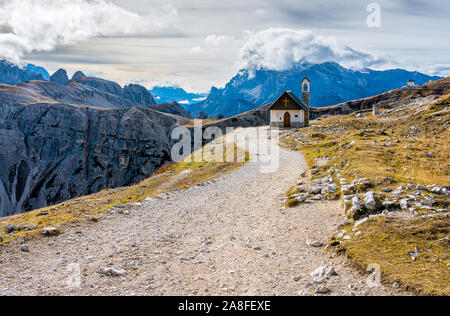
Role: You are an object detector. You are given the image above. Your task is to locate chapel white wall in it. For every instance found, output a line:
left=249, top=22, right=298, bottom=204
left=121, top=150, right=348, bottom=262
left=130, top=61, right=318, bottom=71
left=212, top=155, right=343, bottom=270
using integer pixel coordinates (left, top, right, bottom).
left=270, top=110, right=304, bottom=123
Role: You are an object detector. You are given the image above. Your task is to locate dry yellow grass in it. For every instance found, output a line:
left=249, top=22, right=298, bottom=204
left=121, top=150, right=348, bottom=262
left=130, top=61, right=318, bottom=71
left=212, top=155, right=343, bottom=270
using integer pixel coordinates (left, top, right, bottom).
left=282, top=95, right=450, bottom=186
left=280, top=93, right=450, bottom=296
left=0, top=142, right=249, bottom=245
left=340, top=215, right=449, bottom=296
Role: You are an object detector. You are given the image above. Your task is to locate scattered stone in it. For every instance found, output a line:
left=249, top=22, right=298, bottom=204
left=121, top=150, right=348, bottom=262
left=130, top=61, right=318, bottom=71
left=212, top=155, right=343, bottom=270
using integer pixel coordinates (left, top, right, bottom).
left=310, top=266, right=337, bottom=278
left=41, top=227, right=61, bottom=236
left=310, top=168, right=319, bottom=175
left=382, top=201, right=397, bottom=210
left=23, top=225, right=37, bottom=231
left=400, top=199, right=409, bottom=210
left=381, top=188, right=392, bottom=193
left=5, top=225, right=19, bottom=234
left=99, top=267, right=126, bottom=277
left=36, top=210, right=49, bottom=216
left=426, top=152, right=434, bottom=157
left=20, top=245, right=29, bottom=252
left=364, top=192, right=377, bottom=210
left=310, top=241, right=323, bottom=248
left=293, top=276, right=301, bottom=282
left=327, top=183, right=337, bottom=193
left=341, top=185, right=355, bottom=195
left=337, top=222, right=350, bottom=229
left=315, top=286, right=331, bottom=294
left=309, top=186, right=322, bottom=194
left=416, top=184, right=427, bottom=191
left=252, top=246, right=262, bottom=251
left=431, top=187, right=442, bottom=194
left=298, top=289, right=309, bottom=296
left=84, top=216, right=99, bottom=222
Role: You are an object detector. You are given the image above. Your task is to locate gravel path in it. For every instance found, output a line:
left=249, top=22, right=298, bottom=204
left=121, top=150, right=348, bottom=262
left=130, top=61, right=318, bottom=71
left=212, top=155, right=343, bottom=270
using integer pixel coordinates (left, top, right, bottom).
left=0, top=127, right=400, bottom=296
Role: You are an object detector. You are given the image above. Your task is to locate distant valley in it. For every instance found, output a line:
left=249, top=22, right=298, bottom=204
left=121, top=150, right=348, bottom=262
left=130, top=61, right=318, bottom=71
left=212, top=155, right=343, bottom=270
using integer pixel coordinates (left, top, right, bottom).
left=150, top=86, right=207, bottom=106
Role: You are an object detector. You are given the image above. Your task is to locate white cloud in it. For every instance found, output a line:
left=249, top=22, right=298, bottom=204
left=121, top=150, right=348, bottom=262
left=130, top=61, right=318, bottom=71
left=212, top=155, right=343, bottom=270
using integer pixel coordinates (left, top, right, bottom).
left=192, top=97, right=207, bottom=102
left=0, top=0, right=178, bottom=61
left=191, top=46, right=206, bottom=55
left=191, top=34, right=236, bottom=55
left=204, top=35, right=235, bottom=46
left=237, top=28, right=390, bottom=75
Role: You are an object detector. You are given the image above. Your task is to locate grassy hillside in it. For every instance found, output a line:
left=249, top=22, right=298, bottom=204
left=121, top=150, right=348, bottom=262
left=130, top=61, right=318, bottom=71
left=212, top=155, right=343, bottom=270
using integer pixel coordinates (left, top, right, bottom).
left=0, top=141, right=249, bottom=246
left=280, top=83, right=449, bottom=295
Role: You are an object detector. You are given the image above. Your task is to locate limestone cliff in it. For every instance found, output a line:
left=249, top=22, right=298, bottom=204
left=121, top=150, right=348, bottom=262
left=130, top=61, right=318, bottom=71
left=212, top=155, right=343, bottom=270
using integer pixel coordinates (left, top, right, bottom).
left=0, top=81, right=176, bottom=217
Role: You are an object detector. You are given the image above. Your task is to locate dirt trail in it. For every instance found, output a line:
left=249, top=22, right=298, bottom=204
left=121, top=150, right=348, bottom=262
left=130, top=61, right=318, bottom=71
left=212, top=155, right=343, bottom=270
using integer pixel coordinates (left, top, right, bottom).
left=0, top=127, right=400, bottom=296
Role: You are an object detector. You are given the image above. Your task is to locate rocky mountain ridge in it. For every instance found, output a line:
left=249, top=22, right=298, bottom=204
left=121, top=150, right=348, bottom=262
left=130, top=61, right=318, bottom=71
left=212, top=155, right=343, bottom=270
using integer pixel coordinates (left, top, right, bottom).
left=0, top=80, right=177, bottom=217
left=0, top=60, right=46, bottom=85
left=188, top=62, right=442, bottom=117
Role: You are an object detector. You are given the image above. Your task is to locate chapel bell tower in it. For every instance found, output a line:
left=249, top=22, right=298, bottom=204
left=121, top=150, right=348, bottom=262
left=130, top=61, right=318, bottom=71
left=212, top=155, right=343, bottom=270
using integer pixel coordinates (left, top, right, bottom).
left=302, top=77, right=310, bottom=127
left=301, top=77, right=310, bottom=107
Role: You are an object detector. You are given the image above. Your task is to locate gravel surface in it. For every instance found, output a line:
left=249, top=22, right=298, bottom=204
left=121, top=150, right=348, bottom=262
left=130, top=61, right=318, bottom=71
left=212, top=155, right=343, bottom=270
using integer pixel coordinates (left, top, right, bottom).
left=0, top=127, right=401, bottom=296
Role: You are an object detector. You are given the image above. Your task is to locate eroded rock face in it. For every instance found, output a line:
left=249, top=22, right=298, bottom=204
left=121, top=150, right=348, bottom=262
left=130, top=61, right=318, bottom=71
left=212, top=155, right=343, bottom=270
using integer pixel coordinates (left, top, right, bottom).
left=75, top=78, right=157, bottom=107
left=0, top=103, right=176, bottom=217
left=49, top=69, right=69, bottom=85
left=151, top=102, right=192, bottom=118
left=123, top=84, right=156, bottom=106
left=0, top=60, right=44, bottom=85
left=71, top=71, right=86, bottom=80
left=0, top=79, right=268, bottom=217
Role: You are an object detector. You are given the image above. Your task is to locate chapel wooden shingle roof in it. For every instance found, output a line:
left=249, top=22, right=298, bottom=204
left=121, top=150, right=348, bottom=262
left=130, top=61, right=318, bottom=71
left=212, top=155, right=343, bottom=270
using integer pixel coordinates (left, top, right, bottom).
left=268, top=91, right=309, bottom=112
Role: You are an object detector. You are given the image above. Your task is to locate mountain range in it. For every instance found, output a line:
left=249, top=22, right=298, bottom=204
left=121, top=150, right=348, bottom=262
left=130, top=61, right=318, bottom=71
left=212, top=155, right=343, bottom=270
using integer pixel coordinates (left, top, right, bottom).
left=186, top=62, right=442, bottom=118
left=0, top=59, right=443, bottom=120
left=150, top=86, right=207, bottom=105
left=0, top=60, right=50, bottom=84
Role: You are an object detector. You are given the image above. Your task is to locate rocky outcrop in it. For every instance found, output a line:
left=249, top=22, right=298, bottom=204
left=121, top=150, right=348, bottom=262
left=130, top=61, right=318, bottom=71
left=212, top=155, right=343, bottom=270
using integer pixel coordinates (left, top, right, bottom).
left=122, top=84, right=156, bottom=106
left=0, top=60, right=44, bottom=85
left=49, top=69, right=69, bottom=85
left=151, top=102, right=192, bottom=118
left=16, top=80, right=136, bottom=109
left=71, top=71, right=86, bottom=80
left=310, top=77, right=450, bottom=119
left=75, top=77, right=157, bottom=107
left=0, top=102, right=177, bottom=217
left=0, top=79, right=269, bottom=217
left=75, top=77, right=122, bottom=96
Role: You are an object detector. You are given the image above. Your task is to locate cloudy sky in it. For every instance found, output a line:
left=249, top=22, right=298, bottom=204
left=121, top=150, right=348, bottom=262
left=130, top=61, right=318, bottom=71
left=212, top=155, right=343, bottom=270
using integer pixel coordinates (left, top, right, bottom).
left=1, top=0, right=449, bottom=92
